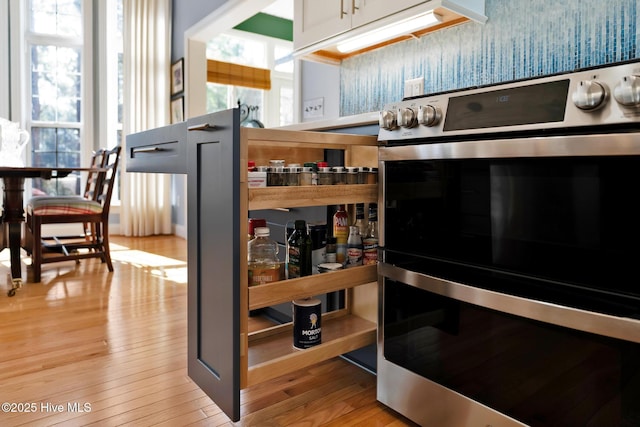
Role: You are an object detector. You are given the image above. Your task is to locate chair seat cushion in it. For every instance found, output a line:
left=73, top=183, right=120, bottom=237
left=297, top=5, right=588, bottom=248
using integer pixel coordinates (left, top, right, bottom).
left=28, top=196, right=103, bottom=215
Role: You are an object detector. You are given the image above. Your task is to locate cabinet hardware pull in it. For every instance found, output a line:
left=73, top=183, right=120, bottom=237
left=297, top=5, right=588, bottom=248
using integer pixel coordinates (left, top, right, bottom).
left=352, top=0, right=359, bottom=14
left=340, top=0, right=347, bottom=18
left=133, top=146, right=164, bottom=153
left=188, top=123, right=216, bottom=131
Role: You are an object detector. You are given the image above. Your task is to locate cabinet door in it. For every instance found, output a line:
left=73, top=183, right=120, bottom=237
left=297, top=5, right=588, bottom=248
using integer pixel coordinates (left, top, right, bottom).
left=187, top=109, right=241, bottom=422
left=294, top=0, right=352, bottom=50
left=351, top=0, right=427, bottom=27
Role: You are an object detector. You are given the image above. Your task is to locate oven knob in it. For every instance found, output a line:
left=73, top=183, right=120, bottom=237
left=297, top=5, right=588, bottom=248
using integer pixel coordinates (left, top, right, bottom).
left=418, top=105, right=442, bottom=127
left=572, top=80, right=607, bottom=110
left=379, top=110, right=397, bottom=130
left=613, top=75, right=640, bottom=106
left=397, top=107, right=418, bottom=128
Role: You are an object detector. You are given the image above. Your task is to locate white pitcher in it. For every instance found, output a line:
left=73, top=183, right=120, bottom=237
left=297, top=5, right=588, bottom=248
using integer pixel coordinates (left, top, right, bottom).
left=0, top=117, right=30, bottom=167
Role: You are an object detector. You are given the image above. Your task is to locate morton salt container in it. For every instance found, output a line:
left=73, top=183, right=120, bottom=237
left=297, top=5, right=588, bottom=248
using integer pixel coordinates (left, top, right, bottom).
left=292, top=298, right=322, bottom=349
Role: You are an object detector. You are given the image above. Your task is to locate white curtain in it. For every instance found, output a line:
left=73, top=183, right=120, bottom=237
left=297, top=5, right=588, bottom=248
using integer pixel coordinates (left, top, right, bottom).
left=121, top=0, right=173, bottom=236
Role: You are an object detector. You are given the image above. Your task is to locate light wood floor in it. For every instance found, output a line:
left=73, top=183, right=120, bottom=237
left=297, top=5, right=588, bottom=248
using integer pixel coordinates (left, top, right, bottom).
left=0, top=235, right=417, bottom=426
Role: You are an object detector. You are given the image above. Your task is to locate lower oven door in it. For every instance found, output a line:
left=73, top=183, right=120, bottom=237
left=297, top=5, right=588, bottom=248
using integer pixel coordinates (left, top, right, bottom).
left=378, top=263, right=640, bottom=427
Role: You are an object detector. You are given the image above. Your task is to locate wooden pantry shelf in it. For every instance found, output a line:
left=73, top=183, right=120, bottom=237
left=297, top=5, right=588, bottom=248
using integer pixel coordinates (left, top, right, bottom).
left=245, top=313, right=376, bottom=387
left=249, top=264, right=378, bottom=310
left=248, top=184, right=378, bottom=210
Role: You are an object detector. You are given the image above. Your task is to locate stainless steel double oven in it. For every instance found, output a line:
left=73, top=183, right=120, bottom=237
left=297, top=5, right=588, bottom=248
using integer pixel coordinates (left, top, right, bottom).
left=377, top=60, right=640, bottom=426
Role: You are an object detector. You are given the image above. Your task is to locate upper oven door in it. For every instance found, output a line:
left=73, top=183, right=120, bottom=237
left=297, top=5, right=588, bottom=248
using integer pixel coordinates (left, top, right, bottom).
left=379, top=132, right=640, bottom=322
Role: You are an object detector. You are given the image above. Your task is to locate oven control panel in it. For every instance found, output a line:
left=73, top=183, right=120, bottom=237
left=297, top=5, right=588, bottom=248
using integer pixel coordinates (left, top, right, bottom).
left=378, top=60, right=640, bottom=141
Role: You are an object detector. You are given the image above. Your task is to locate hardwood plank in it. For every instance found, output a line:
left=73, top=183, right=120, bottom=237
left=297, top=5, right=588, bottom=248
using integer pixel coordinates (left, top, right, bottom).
left=0, top=235, right=416, bottom=426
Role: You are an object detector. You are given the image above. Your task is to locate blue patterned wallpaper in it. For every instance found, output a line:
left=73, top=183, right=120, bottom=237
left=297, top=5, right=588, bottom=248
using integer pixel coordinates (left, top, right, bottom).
left=340, top=0, right=640, bottom=115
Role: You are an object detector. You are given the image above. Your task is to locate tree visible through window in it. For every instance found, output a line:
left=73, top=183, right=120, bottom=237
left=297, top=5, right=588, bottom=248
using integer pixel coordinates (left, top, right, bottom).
left=28, top=0, right=83, bottom=196
left=24, top=0, right=123, bottom=199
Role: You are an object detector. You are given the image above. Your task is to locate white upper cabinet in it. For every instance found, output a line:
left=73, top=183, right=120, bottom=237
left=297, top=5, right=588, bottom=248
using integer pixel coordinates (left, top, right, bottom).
left=293, top=0, right=487, bottom=60
left=294, top=0, right=427, bottom=50
left=294, top=0, right=353, bottom=50
left=350, top=0, right=426, bottom=28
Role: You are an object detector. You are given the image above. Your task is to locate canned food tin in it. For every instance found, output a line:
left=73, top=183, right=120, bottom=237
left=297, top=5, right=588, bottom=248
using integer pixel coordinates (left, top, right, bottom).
left=292, top=298, right=322, bottom=349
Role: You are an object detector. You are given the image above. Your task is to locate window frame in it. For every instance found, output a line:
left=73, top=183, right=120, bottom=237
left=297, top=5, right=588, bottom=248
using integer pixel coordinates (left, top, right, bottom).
left=9, top=0, right=122, bottom=205
left=206, top=29, right=294, bottom=128
left=23, top=0, right=93, bottom=172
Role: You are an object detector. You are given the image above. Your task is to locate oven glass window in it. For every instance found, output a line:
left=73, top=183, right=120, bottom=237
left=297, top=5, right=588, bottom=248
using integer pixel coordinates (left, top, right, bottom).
left=383, top=279, right=640, bottom=426
left=384, top=157, right=640, bottom=312
left=443, top=79, right=569, bottom=131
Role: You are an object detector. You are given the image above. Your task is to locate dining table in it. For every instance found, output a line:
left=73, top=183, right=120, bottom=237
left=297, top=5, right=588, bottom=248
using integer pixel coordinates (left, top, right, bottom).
left=0, top=167, right=84, bottom=296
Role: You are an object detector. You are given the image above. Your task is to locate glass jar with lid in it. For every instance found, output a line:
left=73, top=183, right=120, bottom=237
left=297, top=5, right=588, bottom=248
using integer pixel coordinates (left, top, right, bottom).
left=287, top=166, right=300, bottom=186
left=317, top=162, right=333, bottom=185
left=332, top=166, right=346, bottom=185
left=300, top=166, right=313, bottom=185
left=345, top=167, right=359, bottom=184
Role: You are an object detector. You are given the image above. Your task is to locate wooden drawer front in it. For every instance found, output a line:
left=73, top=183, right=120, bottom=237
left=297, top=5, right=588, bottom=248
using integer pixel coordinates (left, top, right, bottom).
left=126, top=122, right=187, bottom=174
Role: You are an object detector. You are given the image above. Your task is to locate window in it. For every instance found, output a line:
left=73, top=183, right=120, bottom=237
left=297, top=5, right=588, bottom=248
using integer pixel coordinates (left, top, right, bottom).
left=206, top=30, right=294, bottom=128
left=19, top=0, right=123, bottom=198
left=27, top=0, right=85, bottom=195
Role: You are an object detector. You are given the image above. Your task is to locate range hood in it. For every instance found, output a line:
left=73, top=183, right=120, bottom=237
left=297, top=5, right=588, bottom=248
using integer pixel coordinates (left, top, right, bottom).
left=294, top=0, right=487, bottom=63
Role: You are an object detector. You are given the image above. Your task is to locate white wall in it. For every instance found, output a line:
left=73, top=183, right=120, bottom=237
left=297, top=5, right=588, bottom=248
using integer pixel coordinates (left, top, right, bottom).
left=300, top=60, right=340, bottom=122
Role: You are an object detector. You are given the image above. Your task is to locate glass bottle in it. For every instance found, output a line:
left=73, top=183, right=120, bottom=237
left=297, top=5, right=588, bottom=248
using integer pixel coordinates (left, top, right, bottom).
left=288, top=220, right=312, bottom=278
left=354, top=203, right=367, bottom=237
left=248, top=227, right=281, bottom=286
left=325, top=237, right=337, bottom=263
left=363, top=203, right=379, bottom=265
left=333, top=204, right=348, bottom=265
left=346, top=225, right=363, bottom=267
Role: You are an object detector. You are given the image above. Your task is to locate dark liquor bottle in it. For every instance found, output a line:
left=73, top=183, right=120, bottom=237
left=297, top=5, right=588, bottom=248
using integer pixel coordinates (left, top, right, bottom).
left=288, top=220, right=312, bottom=278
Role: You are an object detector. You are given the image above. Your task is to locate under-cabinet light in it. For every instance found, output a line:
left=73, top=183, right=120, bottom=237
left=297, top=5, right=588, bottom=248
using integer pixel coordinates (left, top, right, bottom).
left=336, top=11, right=443, bottom=53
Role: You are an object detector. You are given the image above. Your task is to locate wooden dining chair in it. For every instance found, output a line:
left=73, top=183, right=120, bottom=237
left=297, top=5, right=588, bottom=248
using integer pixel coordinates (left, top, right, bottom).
left=23, top=146, right=121, bottom=282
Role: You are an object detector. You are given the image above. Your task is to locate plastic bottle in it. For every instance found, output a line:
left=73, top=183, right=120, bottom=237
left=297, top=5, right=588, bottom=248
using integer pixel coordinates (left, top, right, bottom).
left=248, top=227, right=280, bottom=286
left=346, top=225, right=363, bottom=267
left=288, top=220, right=312, bottom=278
left=248, top=218, right=266, bottom=241
left=363, top=203, right=379, bottom=265
left=333, top=204, right=348, bottom=265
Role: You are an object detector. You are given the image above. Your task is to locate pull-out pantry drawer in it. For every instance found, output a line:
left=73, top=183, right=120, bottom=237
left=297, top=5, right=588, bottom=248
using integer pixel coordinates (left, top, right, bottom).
left=126, top=121, right=187, bottom=174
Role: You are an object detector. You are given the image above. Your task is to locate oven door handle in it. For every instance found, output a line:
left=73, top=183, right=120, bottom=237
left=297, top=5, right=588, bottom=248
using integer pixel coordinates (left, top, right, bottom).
left=379, top=262, right=640, bottom=344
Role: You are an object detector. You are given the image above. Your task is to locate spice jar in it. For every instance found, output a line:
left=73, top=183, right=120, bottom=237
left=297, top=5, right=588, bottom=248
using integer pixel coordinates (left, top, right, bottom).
left=267, top=166, right=285, bottom=186
left=287, top=166, right=300, bottom=186
left=318, top=163, right=333, bottom=185
left=345, top=167, right=359, bottom=185
left=358, top=167, right=368, bottom=184
left=267, top=160, right=286, bottom=186
left=304, top=162, right=317, bottom=185
left=368, top=167, right=378, bottom=184
left=300, top=166, right=313, bottom=186
left=332, top=166, right=346, bottom=185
